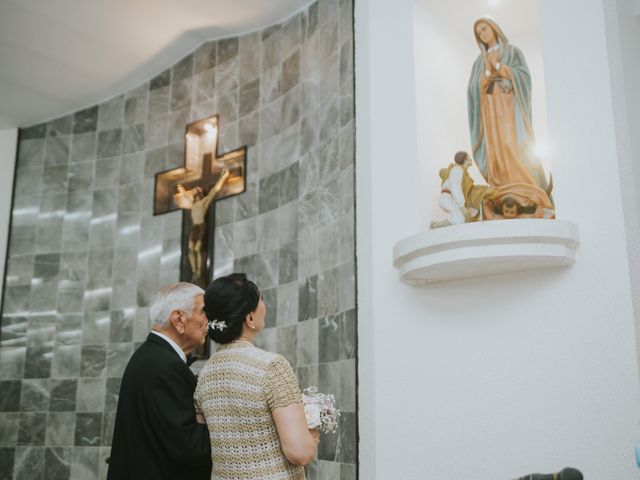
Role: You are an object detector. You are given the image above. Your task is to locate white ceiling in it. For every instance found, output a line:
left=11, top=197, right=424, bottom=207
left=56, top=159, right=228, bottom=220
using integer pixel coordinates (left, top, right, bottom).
left=0, top=0, right=311, bottom=129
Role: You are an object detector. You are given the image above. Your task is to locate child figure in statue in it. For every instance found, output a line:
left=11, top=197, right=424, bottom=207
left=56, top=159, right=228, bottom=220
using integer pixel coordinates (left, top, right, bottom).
left=431, top=151, right=492, bottom=229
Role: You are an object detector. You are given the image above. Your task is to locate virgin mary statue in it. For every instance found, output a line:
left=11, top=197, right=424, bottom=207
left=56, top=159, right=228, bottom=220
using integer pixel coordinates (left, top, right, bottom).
left=468, top=16, right=554, bottom=219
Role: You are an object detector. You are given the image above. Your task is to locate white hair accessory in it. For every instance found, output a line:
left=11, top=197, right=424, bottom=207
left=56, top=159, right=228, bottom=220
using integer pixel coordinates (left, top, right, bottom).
left=209, top=319, right=227, bottom=331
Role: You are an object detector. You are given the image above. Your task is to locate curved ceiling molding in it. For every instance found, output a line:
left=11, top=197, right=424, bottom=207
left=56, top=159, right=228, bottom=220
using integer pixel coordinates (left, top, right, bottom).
left=0, top=0, right=312, bottom=128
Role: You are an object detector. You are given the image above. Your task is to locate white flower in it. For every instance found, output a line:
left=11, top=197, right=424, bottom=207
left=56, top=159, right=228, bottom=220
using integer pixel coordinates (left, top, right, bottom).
left=302, top=385, right=340, bottom=434
left=209, top=319, right=227, bottom=331
left=304, top=403, right=322, bottom=430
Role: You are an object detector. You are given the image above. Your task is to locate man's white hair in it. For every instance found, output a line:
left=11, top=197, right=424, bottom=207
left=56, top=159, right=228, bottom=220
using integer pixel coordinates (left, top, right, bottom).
left=149, top=282, right=204, bottom=328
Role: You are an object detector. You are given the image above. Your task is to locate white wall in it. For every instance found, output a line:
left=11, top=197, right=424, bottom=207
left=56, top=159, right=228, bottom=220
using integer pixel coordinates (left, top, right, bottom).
left=0, top=129, right=17, bottom=296
left=610, top=0, right=640, bottom=219
left=602, top=0, right=640, bottom=387
left=355, top=0, right=640, bottom=478
left=414, top=5, right=477, bottom=222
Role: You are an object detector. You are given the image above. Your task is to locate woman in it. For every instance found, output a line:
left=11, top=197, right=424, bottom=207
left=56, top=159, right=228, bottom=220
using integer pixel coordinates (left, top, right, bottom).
left=195, top=273, right=319, bottom=480
left=468, top=16, right=554, bottom=219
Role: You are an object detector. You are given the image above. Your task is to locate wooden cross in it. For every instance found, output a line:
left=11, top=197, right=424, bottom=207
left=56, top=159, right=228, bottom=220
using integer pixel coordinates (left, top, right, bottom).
left=153, top=115, right=246, bottom=354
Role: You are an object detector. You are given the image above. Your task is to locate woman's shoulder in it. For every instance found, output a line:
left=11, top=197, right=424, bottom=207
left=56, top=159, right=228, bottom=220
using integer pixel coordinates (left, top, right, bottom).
left=242, top=348, right=295, bottom=376
left=249, top=345, right=279, bottom=361
left=469, top=54, right=484, bottom=79
left=471, top=54, right=482, bottom=68
left=503, top=44, right=526, bottom=62
left=264, top=353, right=296, bottom=378
left=205, top=343, right=282, bottom=368
left=506, top=43, right=522, bottom=54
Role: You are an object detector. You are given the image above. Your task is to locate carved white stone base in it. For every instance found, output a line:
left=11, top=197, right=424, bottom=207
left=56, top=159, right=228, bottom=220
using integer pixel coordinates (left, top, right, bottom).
left=392, top=219, right=580, bottom=285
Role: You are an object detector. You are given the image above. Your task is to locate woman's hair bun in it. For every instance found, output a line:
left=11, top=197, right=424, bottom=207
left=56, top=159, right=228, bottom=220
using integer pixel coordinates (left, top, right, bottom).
left=204, top=273, right=260, bottom=344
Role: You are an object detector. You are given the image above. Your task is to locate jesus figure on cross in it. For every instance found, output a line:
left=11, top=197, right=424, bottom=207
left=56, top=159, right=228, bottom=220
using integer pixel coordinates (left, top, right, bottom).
left=174, top=168, right=230, bottom=286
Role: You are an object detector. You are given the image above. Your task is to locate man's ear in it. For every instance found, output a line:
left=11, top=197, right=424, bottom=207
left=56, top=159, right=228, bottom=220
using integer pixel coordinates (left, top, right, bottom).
left=169, top=310, right=186, bottom=334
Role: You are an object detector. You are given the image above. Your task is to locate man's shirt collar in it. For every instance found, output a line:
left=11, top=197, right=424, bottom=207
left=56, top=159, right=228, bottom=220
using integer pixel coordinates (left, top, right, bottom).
left=150, top=331, right=187, bottom=363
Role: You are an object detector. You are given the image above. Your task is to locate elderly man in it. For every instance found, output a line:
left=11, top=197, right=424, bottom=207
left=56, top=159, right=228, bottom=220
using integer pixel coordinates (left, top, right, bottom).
left=107, top=283, right=212, bottom=480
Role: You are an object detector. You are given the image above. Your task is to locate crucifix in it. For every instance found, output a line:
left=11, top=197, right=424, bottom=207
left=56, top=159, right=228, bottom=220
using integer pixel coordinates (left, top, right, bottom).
left=153, top=115, right=246, bottom=358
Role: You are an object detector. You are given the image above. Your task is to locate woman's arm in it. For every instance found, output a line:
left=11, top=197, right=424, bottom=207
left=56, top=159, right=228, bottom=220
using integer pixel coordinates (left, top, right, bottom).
left=272, top=403, right=319, bottom=466
left=265, top=354, right=320, bottom=466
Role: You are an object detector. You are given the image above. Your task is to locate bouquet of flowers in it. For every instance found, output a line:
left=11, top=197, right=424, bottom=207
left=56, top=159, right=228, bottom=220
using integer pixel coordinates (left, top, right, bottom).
left=302, top=386, right=340, bottom=434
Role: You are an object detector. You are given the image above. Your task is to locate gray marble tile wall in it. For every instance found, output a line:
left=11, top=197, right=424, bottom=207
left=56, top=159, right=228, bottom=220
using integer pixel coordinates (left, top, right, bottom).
left=0, top=0, right=355, bottom=479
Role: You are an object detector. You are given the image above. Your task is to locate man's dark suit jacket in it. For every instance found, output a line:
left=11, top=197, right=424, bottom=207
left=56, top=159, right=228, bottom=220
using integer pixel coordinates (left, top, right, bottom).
left=107, top=333, right=212, bottom=480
